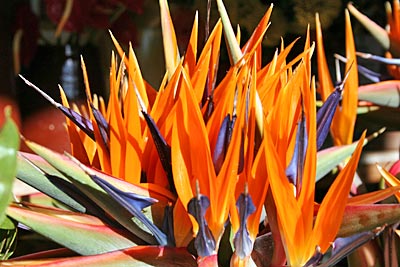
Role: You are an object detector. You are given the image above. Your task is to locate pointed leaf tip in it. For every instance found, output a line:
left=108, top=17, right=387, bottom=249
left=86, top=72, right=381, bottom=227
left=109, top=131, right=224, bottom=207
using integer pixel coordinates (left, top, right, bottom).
left=90, top=103, right=110, bottom=150
left=18, top=75, right=95, bottom=140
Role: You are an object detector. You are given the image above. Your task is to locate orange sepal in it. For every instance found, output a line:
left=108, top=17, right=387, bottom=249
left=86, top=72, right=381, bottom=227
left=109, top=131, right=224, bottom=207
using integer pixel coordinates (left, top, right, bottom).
left=123, top=70, right=143, bottom=184
left=377, top=164, right=400, bottom=202
left=241, top=3, right=273, bottom=65
left=160, top=0, right=180, bottom=80
left=331, top=10, right=358, bottom=146
left=107, top=53, right=127, bottom=179
left=264, top=128, right=306, bottom=265
left=315, top=13, right=334, bottom=101
left=191, top=21, right=222, bottom=104
left=311, top=131, right=366, bottom=253
left=348, top=185, right=400, bottom=205
left=59, top=87, right=91, bottom=165
left=183, top=12, right=198, bottom=77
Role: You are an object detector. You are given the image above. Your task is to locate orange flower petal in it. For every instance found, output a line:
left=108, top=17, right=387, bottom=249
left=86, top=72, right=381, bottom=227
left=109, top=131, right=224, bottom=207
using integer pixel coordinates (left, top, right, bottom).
left=312, top=131, right=366, bottom=253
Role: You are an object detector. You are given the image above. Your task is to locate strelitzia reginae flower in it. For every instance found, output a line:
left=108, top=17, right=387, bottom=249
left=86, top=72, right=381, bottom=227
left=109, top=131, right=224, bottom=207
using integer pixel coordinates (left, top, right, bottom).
left=315, top=9, right=358, bottom=147
left=346, top=1, right=400, bottom=115
left=347, top=1, right=400, bottom=77
left=4, top=1, right=400, bottom=267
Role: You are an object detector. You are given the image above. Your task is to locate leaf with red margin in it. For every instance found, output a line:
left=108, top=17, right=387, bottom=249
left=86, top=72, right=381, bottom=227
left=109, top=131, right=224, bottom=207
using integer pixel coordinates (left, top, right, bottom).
left=1, top=246, right=196, bottom=267
left=6, top=203, right=138, bottom=255
left=315, top=126, right=385, bottom=181
left=22, top=140, right=160, bottom=245
left=358, top=80, right=400, bottom=108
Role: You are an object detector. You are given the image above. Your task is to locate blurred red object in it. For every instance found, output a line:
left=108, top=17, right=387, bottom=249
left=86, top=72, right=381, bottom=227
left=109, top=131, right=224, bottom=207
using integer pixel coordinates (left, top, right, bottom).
left=45, top=0, right=144, bottom=33
left=21, top=106, right=71, bottom=153
left=389, top=160, right=400, bottom=177
left=46, top=0, right=109, bottom=32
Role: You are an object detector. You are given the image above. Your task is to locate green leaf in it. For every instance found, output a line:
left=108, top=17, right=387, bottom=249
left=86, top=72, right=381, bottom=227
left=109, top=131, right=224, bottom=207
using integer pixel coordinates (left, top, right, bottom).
left=358, top=81, right=400, bottom=108
left=16, top=152, right=86, bottom=212
left=7, top=203, right=137, bottom=255
left=316, top=128, right=384, bottom=181
left=0, top=216, right=17, bottom=260
left=2, top=246, right=196, bottom=267
left=316, top=143, right=358, bottom=181
left=23, top=140, right=158, bottom=245
left=0, top=107, right=19, bottom=225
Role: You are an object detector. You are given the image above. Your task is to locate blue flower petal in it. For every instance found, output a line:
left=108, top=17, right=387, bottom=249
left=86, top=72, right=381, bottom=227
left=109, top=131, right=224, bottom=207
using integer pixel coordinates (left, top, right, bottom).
left=142, top=111, right=174, bottom=193
left=316, top=85, right=342, bottom=150
left=286, top=108, right=307, bottom=190
left=90, top=103, right=110, bottom=152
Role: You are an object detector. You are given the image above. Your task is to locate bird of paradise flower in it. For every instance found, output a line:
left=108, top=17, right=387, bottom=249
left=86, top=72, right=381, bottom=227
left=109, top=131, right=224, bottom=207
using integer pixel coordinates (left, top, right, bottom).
left=16, top=1, right=400, bottom=267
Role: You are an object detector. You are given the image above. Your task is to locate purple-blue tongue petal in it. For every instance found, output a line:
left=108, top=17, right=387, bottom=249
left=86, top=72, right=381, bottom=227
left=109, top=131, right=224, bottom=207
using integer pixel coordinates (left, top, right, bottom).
left=203, top=95, right=215, bottom=123
left=213, top=114, right=237, bottom=174
left=336, top=53, right=384, bottom=82
left=286, top=109, right=307, bottom=190
left=233, top=190, right=256, bottom=259
left=213, top=115, right=230, bottom=174
left=357, top=51, right=400, bottom=66
left=141, top=111, right=174, bottom=193
left=90, top=103, right=110, bottom=152
left=187, top=192, right=216, bottom=257
left=316, top=85, right=342, bottom=150
left=57, top=106, right=95, bottom=140
left=357, top=64, right=384, bottom=82
left=316, top=65, right=354, bottom=150
left=18, top=74, right=95, bottom=140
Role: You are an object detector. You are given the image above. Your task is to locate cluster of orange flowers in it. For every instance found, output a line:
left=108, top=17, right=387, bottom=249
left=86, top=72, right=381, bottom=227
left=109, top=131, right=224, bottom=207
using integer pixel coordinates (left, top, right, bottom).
left=37, top=1, right=399, bottom=266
